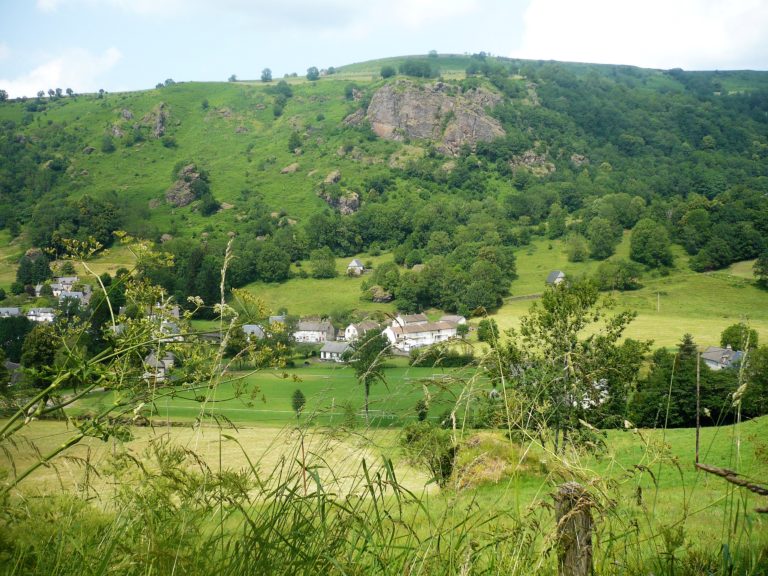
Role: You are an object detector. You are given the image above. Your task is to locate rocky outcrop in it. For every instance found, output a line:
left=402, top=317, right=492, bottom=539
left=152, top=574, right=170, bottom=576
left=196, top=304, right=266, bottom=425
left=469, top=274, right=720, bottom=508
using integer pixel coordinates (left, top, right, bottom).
left=509, top=150, right=555, bottom=176
left=318, top=188, right=359, bottom=215
left=354, top=80, right=505, bottom=156
left=142, top=103, right=168, bottom=138
left=166, top=163, right=204, bottom=207
left=281, top=163, right=300, bottom=174
left=324, top=170, right=341, bottom=184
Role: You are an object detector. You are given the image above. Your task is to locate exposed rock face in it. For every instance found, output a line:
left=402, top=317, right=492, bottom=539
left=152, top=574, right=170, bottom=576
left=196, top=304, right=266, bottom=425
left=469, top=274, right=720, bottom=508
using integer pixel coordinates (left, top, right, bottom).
left=166, top=163, right=203, bottom=207
left=509, top=150, right=555, bottom=176
left=318, top=188, right=359, bottom=215
left=281, top=163, right=300, bottom=174
left=369, top=285, right=393, bottom=303
left=142, top=103, right=168, bottom=138
left=324, top=170, right=341, bottom=184
left=121, top=109, right=134, bottom=120
left=360, top=80, right=505, bottom=155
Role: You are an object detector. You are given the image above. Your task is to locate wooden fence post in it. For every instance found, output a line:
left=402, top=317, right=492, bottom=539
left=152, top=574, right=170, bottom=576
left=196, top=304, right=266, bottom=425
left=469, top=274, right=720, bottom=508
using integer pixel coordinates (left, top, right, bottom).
left=554, top=482, right=593, bottom=576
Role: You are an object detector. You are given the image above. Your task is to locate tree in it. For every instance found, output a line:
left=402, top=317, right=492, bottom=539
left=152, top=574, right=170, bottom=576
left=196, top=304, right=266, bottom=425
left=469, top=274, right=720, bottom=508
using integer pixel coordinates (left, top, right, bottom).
left=0, top=89, right=8, bottom=102
left=565, top=233, right=589, bottom=262
left=0, top=316, right=33, bottom=362
left=380, top=65, right=396, bottom=79
left=291, top=389, right=306, bottom=421
left=630, top=218, right=673, bottom=268
left=20, top=323, right=58, bottom=388
left=587, top=217, right=619, bottom=260
left=346, top=329, right=390, bottom=423
left=477, top=318, right=499, bottom=345
left=490, top=281, right=648, bottom=450
left=228, top=74, right=237, bottom=82
left=309, top=247, right=337, bottom=279
left=754, top=252, right=768, bottom=288
left=65, top=88, right=74, bottom=97
left=306, top=67, right=319, bottom=81
left=720, top=322, right=758, bottom=350
left=0, top=349, right=9, bottom=394
left=261, top=68, right=272, bottom=83
left=288, top=131, right=302, bottom=153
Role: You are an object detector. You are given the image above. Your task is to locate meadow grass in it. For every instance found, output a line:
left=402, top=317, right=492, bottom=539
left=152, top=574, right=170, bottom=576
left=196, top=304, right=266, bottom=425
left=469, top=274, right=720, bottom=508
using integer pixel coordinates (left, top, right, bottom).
left=69, top=359, right=475, bottom=427
left=494, top=236, right=768, bottom=347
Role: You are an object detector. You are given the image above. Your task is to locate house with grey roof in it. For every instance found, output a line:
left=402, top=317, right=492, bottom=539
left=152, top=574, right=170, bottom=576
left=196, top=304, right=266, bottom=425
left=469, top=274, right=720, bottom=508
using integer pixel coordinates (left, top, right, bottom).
left=242, top=324, right=265, bottom=340
left=320, top=341, right=350, bottom=362
left=382, top=321, right=458, bottom=353
left=347, top=259, right=365, bottom=276
left=294, top=319, right=335, bottom=343
left=0, top=307, right=22, bottom=318
left=143, top=351, right=176, bottom=383
left=27, top=308, right=56, bottom=323
left=546, top=270, right=566, bottom=286
left=701, top=345, right=744, bottom=371
left=391, top=313, right=429, bottom=328
left=344, top=320, right=381, bottom=342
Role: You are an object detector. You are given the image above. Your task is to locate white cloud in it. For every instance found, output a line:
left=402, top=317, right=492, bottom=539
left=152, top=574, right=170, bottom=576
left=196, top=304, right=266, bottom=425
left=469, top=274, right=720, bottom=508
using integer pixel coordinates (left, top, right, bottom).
left=513, top=0, right=768, bottom=70
left=0, top=47, right=122, bottom=98
left=390, top=0, right=479, bottom=30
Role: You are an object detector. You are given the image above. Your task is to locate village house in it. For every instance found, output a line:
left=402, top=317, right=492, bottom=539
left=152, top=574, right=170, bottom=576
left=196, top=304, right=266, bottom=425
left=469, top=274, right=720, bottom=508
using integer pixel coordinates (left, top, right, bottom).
left=344, top=320, right=380, bottom=341
left=242, top=324, right=265, bottom=340
left=346, top=259, right=365, bottom=276
left=701, top=345, right=744, bottom=371
left=0, top=307, right=22, bottom=318
left=391, top=313, right=429, bottom=328
left=319, top=341, right=350, bottom=362
left=142, top=351, right=176, bottom=383
left=382, top=320, right=458, bottom=353
left=27, top=308, right=56, bottom=323
left=439, top=314, right=467, bottom=325
left=294, top=319, right=335, bottom=343
left=546, top=270, right=566, bottom=286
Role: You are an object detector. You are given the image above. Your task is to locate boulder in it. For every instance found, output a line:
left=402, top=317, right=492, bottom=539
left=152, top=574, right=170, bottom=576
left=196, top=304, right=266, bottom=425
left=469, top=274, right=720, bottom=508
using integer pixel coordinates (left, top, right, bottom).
left=281, top=163, right=300, bottom=174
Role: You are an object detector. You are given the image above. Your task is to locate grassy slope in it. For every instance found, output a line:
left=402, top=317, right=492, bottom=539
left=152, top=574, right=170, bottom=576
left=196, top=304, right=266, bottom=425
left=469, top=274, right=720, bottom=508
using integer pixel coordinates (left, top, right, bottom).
left=493, top=234, right=768, bottom=347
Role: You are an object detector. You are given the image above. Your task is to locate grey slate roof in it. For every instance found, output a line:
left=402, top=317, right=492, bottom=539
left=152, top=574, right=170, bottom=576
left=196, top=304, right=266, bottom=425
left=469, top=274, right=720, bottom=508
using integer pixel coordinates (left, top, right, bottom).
left=320, top=341, right=350, bottom=354
left=701, top=346, right=744, bottom=368
left=546, top=270, right=566, bottom=285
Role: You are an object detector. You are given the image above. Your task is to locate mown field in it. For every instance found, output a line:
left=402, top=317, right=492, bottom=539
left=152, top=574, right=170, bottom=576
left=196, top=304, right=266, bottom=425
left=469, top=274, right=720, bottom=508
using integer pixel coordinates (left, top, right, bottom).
left=70, top=358, right=476, bottom=427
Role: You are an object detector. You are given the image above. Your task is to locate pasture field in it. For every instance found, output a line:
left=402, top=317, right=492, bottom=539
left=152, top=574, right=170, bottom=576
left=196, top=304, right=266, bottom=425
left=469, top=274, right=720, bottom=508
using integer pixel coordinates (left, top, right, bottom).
left=70, top=359, right=478, bottom=427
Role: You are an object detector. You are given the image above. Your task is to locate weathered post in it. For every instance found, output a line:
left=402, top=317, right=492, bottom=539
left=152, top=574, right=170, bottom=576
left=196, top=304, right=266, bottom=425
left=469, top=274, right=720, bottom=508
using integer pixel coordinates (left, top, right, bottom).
left=554, top=482, right=593, bottom=576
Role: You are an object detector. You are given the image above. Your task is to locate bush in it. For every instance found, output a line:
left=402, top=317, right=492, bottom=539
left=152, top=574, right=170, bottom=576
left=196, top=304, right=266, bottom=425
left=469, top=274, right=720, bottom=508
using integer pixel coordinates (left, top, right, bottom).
left=401, top=421, right=457, bottom=487
left=380, top=65, right=396, bottom=79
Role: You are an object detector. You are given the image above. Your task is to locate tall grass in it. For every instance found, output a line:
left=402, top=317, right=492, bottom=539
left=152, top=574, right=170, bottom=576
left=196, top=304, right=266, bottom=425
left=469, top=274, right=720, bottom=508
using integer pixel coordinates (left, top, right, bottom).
left=1, top=245, right=767, bottom=575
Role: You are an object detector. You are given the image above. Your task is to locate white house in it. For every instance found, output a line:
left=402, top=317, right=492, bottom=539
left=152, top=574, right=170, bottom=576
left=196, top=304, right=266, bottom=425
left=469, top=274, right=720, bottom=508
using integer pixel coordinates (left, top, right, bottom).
left=319, top=341, right=350, bottom=362
left=27, top=308, right=56, bottom=323
left=701, top=345, right=744, bottom=371
left=391, top=313, right=429, bottom=328
left=0, top=307, right=22, bottom=318
left=382, top=321, right=458, bottom=353
left=143, top=351, right=176, bottom=383
left=344, top=320, right=380, bottom=342
left=347, top=259, right=365, bottom=276
left=294, top=319, right=335, bottom=343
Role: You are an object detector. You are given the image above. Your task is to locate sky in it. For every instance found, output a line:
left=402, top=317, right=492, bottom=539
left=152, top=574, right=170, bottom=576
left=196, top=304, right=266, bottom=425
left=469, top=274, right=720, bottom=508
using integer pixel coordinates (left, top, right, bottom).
left=1, top=0, right=767, bottom=98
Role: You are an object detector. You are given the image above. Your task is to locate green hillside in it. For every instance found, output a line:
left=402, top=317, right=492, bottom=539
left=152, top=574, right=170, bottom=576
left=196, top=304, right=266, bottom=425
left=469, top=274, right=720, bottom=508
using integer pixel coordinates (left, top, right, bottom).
left=1, top=53, right=767, bottom=342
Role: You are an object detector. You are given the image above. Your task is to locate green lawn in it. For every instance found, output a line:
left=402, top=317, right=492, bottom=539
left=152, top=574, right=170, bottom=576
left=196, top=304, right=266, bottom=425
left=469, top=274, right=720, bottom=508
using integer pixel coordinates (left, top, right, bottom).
left=70, top=359, right=478, bottom=427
